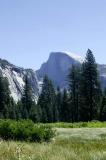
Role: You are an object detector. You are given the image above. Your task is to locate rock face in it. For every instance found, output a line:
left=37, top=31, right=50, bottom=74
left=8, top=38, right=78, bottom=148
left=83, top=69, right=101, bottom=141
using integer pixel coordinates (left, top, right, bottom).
left=0, top=52, right=106, bottom=101
left=37, top=52, right=106, bottom=89
left=98, top=64, right=106, bottom=89
left=0, top=59, right=39, bottom=101
left=36, top=52, right=82, bottom=88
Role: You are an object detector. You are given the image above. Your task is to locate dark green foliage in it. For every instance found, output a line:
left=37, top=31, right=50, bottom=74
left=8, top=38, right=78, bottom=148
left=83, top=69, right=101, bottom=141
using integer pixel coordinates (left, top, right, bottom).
left=100, top=88, right=106, bottom=121
left=21, top=76, right=34, bottom=118
left=0, top=76, right=10, bottom=112
left=29, top=105, right=42, bottom=122
left=19, top=75, right=41, bottom=121
left=16, top=101, right=23, bottom=120
left=7, top=98, right=17, bottom=119
left=0, top=120, right=55, bottom=142
left=0, top=75, right=15, bottom=119
left=61, top=89, right=70, bottom=122
left=68, top=65, right=81, bottom=122
left=54, top=87, right=62, bottom=122
left=79, top=49, right=101, bottom=121
left=38, top=75, right=56, bottom=123
left=0, top=49, right=104, bottom=123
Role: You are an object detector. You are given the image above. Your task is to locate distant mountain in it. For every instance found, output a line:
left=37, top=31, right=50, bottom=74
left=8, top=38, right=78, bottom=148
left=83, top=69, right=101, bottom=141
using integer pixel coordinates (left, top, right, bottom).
left=0, top=59, right=39, bottom=101
left=0, top=52, right=106, bottom=101
left=37, top=52, right=106, bottom=89
left=98, top=64, right=106, bottom=89
left=36, top=52, right=83, bottom=88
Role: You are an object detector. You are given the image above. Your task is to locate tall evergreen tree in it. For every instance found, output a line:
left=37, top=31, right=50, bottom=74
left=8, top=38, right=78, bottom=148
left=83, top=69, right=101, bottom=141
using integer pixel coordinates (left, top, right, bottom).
left=79, top=49, right=101, bottom=121
left=55, top=87, right=62, bottom=121
left=7, top=97, right=17, bottom=119
left=68, top=65, right=81, bottom=122
left=21, top=76, right=34, bottom=118
left=29, top=104, right=42, bottom=122
left=100, top=88, right=106, bottom=121
left=38, top=75, right=56, bottom=123
left=61, top=89, right=69, bottom=122
left=0, top=75, right=12, bottom=118
left=16, top=100, right=23, bottom=120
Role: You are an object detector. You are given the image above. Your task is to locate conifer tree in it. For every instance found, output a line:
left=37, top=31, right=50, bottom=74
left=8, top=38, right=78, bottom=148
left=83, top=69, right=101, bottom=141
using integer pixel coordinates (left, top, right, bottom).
left=21, top=75, right=34, bottom=118
left=61, top=89, right=69, bottom=122
left=16, top=100, right=23, bottom=120
left=68, top=65, right=80, bottom=122
left=55, top=87, right=62, bottom=121
left=38, top=75, right=56, bottom=123
left=79, top=49, right=101, bottom=121
left=0, top=75, right=11, bottom=118
left=100, top=88, right=106, bottom=121
left=7, top=97, right=16, bottom=119
left=29, top=104, right=42, bottom=122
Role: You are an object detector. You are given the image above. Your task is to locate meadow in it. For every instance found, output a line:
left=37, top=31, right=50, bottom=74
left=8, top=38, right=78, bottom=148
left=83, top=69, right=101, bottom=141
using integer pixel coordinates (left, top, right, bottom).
left=0, top=121, right=106, bottom=160
left=46, top=121, right=106, bottom=128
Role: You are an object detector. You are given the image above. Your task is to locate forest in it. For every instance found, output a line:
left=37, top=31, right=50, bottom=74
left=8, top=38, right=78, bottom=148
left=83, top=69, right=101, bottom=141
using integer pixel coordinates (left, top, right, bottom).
left=0, top=49, right=106, bottom=122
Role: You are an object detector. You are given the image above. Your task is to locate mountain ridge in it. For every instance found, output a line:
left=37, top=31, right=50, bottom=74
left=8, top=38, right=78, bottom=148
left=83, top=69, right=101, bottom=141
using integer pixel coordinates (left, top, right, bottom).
left=0, top=58, right=39, bottom=101
left=0, top=51, right=106, bottom=101
left=37, top=51, right=106, bottom=89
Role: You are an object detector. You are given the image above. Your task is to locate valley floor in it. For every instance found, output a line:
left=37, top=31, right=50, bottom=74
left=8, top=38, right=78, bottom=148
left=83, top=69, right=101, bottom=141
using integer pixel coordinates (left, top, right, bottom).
left=0, top=128, right=106, bottom=160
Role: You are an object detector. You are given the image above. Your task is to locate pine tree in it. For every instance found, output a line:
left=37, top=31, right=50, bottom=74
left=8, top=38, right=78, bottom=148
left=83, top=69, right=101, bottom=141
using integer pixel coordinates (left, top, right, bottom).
left=55, top=87, right=62, bottom=121
left=61, top=89, right=69, bottom=122
left=29, top=104, right=41, bottom=122
left=79, top=49, right=101, bottom=121
left=100, top=88, right=106, bottom=121
left=68, top=65, right=81, bottom=122
left=38, top=75, right=56, bottom=123
left=21, top=76, right=34, bottom=119
left=0, top=75, right=12, bottom=118
left=7, top=97, right=17, bottom=119
left=16, top=100, right=23, bottom=120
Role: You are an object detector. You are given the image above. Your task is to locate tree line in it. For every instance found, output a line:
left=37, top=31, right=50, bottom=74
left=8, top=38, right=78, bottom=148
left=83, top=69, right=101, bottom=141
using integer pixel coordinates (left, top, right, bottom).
left=0, top=49, right=106, bottom=122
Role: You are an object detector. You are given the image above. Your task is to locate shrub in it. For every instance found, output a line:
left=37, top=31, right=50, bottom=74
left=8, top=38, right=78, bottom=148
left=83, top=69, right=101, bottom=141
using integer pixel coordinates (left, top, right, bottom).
left=0, top=120, right=55, bottom=142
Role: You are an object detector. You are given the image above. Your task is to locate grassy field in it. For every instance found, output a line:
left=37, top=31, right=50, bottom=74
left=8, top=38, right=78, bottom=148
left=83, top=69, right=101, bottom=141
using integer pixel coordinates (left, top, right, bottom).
left=0, top=127, right=106, bottom=160
left=46, top=121, right=106, bottom=128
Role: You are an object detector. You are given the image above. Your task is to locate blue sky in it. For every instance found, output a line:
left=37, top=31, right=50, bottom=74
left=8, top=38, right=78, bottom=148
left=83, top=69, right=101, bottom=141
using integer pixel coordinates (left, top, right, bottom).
left=0, top=0, right=106, bottom=69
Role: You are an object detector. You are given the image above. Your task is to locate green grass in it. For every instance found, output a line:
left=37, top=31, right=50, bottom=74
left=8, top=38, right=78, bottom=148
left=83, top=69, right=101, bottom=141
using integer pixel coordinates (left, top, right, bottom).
left=46, top=121, right=106, bottom=128
left=0, top=127, right=106, bottom=160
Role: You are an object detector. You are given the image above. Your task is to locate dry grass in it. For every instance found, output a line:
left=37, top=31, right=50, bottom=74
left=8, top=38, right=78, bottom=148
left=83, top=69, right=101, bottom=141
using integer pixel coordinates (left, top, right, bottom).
left=0, top=128, right=106, bottom=160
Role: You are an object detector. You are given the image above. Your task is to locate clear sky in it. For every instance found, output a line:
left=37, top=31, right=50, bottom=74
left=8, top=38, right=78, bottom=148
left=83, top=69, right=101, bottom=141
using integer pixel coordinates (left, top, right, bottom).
left=0, top=0, right=106, bottom=69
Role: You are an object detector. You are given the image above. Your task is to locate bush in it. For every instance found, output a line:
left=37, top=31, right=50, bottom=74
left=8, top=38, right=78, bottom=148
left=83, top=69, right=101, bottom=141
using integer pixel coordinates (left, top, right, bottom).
left=0, top=120, right=55, bottom=142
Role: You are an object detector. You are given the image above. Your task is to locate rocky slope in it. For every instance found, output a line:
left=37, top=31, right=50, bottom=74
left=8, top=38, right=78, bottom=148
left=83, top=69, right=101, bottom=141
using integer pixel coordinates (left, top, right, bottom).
left=0, top=52, right=106, bottom=101
left=36, top=52, right=82, bottom=88
left=0, top=59, right=39, bottom=101
left=37, top=52, right=106, bottom=89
